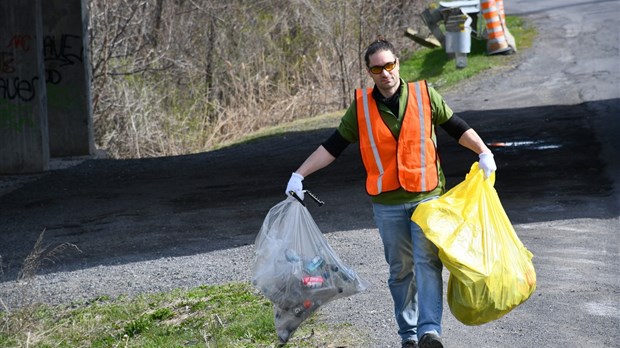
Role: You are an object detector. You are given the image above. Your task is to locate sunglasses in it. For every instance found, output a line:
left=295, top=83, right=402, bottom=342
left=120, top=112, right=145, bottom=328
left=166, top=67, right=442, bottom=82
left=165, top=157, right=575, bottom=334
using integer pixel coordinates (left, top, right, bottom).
left=368, top=60, right=397, bottom=74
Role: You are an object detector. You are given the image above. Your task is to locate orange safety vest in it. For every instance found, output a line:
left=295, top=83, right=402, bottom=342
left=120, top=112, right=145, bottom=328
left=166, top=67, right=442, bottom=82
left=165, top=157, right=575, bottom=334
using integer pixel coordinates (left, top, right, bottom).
left=356, top=81, right=439, bottom=195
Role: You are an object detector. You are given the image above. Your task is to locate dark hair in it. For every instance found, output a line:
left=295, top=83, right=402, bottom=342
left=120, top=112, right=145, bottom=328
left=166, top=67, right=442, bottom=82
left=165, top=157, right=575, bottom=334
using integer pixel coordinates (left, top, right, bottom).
left=364, top=38, right=396, bottom=67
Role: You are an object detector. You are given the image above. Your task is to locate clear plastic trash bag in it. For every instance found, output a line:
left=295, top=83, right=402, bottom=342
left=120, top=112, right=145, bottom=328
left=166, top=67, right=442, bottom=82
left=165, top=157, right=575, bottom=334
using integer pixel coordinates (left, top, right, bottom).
left=411, top=163, right=536, bottom=325
left=253, top=196, right=370, bottom=343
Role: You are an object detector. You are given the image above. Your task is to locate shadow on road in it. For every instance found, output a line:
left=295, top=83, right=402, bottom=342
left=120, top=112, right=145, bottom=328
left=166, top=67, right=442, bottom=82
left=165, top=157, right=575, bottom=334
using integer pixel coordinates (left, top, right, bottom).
left=0, top=98, right=617, bottom=279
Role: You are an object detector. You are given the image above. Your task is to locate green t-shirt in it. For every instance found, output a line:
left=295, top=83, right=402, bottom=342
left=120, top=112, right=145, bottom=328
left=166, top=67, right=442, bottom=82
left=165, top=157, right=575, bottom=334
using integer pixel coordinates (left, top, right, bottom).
left=337, top=79, right=453, bottom=205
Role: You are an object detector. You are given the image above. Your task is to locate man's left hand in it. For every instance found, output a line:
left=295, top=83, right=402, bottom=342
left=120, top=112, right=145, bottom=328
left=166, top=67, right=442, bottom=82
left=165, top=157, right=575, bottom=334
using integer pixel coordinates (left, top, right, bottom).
left=479, top=152, right=497, bottom=179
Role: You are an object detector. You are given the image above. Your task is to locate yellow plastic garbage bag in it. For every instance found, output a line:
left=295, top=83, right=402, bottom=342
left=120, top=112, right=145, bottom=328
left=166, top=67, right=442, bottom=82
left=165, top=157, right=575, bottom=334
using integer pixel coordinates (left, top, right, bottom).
left=411, top=163, right=536, bottom=325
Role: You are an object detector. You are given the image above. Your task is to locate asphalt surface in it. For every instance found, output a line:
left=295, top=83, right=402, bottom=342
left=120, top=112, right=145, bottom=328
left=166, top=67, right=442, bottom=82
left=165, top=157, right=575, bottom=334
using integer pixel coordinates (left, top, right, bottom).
left=1, top=0, right=619, bottom=347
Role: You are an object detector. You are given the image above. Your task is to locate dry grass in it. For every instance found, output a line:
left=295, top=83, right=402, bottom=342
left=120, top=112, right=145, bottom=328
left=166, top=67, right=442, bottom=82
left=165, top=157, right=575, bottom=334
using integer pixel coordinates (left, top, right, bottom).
left=88, top=0, right=433, bottom=159
left=0, top=229, right=81, bottom=339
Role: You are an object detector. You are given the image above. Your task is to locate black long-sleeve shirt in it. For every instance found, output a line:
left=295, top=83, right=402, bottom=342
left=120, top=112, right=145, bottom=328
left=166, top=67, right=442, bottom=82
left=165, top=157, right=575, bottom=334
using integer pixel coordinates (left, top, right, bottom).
left=322, top=114, right=471, bottom=158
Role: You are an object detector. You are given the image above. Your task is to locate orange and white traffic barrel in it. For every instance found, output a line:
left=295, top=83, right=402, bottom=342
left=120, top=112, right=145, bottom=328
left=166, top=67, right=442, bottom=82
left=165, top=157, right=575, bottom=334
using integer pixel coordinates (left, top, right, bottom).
left=480, top=0, right=514, bottom=55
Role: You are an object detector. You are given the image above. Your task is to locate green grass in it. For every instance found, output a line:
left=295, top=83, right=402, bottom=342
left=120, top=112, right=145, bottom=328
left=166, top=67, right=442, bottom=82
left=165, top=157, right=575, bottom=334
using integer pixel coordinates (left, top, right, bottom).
left=0, top=282, right=366, bottom=347
left=400, top=16, right=537, bottom=90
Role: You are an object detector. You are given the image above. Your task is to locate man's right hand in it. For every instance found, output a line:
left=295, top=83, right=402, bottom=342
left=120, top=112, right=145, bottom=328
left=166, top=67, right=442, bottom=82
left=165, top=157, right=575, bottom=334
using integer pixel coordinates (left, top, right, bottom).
left=285, top=172, right=304, bottom=200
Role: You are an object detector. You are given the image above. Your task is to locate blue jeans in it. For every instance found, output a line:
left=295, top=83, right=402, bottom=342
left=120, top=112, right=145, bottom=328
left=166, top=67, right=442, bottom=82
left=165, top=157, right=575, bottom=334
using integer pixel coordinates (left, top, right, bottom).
left=372, top=201, right=443, bottom=343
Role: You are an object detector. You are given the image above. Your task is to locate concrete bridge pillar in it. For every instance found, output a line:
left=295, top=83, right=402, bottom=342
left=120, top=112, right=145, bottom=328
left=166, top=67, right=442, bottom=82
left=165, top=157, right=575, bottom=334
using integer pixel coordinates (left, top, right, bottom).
left=0, top=0, right=93, bottom=174
left=43, top=0, right=94, bottom=157
left=0, top=0, right=50, bottom=173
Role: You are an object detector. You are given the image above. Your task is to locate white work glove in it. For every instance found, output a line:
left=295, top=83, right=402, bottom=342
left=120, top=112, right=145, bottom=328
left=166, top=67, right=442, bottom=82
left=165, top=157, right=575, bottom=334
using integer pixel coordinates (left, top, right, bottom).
left=478, top=152, right=497, bottom=179
left=285, top=172, right=304, bottom=200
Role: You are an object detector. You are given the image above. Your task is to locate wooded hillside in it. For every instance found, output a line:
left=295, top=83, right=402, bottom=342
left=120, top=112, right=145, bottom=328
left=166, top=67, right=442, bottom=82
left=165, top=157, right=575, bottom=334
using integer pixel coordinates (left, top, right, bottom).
left=88, top=0, right=431, bottom=158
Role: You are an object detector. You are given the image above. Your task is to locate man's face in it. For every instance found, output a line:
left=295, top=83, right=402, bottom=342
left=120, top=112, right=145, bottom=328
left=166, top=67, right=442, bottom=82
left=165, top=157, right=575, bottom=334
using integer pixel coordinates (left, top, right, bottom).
left=367, top=50, right=399, bottom=92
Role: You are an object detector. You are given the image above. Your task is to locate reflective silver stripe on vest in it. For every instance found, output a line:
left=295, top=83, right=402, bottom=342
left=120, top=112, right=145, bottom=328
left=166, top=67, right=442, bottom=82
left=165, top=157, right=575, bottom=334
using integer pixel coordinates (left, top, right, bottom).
left=361, top=90, right=385, bottom=193
left=414, top=82, right=427, bottom=192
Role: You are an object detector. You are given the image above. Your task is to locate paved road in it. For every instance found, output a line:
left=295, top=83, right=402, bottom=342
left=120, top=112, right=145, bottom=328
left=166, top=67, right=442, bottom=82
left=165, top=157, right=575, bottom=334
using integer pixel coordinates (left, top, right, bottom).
left=0, top=0, right=618, bottom=347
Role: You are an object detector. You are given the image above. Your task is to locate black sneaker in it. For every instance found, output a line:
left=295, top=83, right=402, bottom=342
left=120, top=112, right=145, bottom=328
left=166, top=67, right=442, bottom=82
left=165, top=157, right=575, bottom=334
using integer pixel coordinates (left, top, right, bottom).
left=401, top=340, right=419, bottom=348
left=419, top=332, right=443, bottom=348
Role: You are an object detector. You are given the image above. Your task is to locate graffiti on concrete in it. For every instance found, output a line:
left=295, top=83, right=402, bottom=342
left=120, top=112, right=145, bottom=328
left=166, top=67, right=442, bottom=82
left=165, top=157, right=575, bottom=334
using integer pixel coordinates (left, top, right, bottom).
left=43, top=33, right=83, bottom=84
left=7, top=34, right=33, bottom=52
left=1, top=34, right=37, bottom=132
left=1, top=51, right=15, bottom=73
left=1, top=34, right=36, bottom=102
left=0, top=33, right=83, bottom=131
left=0, top=75, right=39, bottom=102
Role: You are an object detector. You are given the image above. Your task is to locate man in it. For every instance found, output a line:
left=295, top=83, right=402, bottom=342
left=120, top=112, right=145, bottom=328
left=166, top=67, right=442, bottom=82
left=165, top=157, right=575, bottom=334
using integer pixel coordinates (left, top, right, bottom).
left=285, top=39, right=496, bottom=348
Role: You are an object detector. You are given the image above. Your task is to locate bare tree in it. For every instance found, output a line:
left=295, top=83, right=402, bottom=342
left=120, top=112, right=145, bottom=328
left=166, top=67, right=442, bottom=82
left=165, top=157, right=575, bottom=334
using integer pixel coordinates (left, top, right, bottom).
left=87, top=0, right=432, bottom=158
